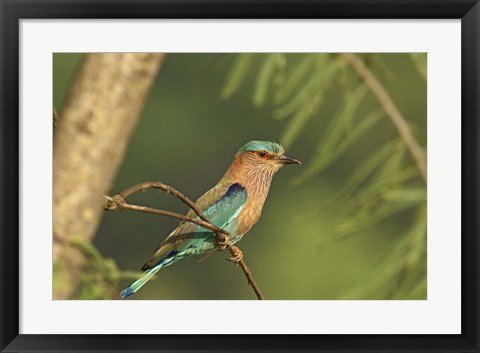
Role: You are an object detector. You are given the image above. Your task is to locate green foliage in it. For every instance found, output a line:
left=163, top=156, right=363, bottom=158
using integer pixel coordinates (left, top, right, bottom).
left=409, top=53, right=427, bottom=80
left=340, top=206, right=426, bottom=299
left=275, top=56, right=342, bottom=147
left=221, top=54, right=254, bottom=99
left=292, top=86, right=384, bottom=186
left=252, top=53, right=286, bottom=107
left=274, top=54, right=316, bottom=105
left=221, top=53, right=427, bottom=300
left=68, top=237, right=144, bottom=300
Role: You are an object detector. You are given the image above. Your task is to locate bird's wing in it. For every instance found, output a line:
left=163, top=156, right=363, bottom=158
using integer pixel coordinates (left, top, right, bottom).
left=186, top=181, right=233, bottom=217
left=200, top=183, right=248, bottom=228
left=141, top=182, right=248, bottom=270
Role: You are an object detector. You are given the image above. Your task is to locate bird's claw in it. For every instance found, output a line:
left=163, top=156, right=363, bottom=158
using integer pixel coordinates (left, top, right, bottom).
left=226, top=245, right=243, bottom=263
left=217, top=234, right=229, bottom=250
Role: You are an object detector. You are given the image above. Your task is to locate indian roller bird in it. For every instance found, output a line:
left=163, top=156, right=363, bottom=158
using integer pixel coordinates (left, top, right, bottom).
left=120, top=140, right=300, bottom=298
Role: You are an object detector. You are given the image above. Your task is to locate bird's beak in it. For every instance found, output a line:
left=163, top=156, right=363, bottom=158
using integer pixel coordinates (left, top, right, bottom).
left=276, top=154, right=301, bottom=165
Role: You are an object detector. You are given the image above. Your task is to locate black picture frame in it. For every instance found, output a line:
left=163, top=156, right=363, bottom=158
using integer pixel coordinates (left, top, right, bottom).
left=1, top=1, right=479, bottom=352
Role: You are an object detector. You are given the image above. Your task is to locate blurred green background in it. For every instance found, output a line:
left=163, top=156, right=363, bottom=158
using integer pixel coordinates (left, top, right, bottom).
left=53, top=53, right=427, bottom=300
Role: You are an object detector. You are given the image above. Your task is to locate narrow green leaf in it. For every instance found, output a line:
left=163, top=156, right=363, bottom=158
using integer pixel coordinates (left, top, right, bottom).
left=382, top=188, right=426, bottom=203
left=409, top=53, right=427, bottom=80
left=336, top=197, right=422, bottom=236
left=252, top=54, right=285, bottom=107
left=335, top=110, right=384, bottom=156
left=292, top=92, right=377, bottom=186
left=371, top=55, right=396, bottom=81
left=280, top=93, right=321, bottom=148
left=273, top=57, right=340, bottom=120
left=337, top=164, right=420, bottom=223
left=378, top=142, right=405, bottom=179
left=406, top=205, right=427, bottom=266
left=333, top=140, right=399, bottom=204
left=221, top=54, right=254, bottom=99
left=320, top=85, right=368, bottom=156
left=403, top=279, right=427, bottom=299
left=400, top=205, right=427, bottom=285
left=340, top=204, right=426, bottom=299
left=342, top=167, right=418, bottom=215
left=274, top=54, right=316, bottom=105
left=386, top=207, right=427, bottom=299
left=340, top=237, right=409, bottom=299
left=272, top=54, right=287, bottom=89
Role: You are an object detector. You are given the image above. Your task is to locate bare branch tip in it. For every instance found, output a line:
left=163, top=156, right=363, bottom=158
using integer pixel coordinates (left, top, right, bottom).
left=104, top=194, right=126, bottom=211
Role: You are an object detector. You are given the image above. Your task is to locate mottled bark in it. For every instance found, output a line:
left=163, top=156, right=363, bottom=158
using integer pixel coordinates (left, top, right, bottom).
left=53, top=53, right=165, bottom=299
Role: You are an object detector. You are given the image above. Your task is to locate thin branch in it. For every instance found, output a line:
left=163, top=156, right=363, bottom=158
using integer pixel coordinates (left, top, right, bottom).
left=104, top=181, right=265, bottom=300
left=104, top=196, right=225, bottom=234
left=119, top=182, right=200, bottom=214
left=341, top=53, right=427, bottom=183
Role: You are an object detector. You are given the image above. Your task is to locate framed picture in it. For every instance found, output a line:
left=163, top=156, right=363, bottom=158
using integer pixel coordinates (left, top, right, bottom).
left=1, top=0, right=479, bottom=352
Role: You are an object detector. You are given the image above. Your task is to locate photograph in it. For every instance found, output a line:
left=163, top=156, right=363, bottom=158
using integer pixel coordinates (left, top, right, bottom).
left=53, top=52, right=427, bottom=300
left=2, top=2, right=477, bottom=351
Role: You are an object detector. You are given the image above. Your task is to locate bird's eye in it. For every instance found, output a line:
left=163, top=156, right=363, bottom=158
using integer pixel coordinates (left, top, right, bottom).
left=257, top=151, right=267, bottom=158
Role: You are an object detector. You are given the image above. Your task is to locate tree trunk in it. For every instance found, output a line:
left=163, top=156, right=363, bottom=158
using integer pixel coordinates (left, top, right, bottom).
left=53, top=53, right=165, bottom=299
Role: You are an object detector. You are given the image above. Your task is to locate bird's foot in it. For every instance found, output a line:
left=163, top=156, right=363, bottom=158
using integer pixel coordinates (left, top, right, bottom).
left=217, top=234, right=230, bottom=250
left=226, top=245, right=243, bottom=263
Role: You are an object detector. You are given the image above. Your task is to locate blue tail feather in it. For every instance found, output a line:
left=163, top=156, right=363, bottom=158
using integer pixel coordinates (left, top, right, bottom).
left=120, top=286, right=135, bottom=298
left=120, top=251, right=179, bottom=298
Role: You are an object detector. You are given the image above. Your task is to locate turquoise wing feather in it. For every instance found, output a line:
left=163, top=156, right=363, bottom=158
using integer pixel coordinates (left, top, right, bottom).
left=178, top=183, right=247, bottom=253
left=120, top=183, right=248, bottom=298
left=204, top=183, right=247, bottom=226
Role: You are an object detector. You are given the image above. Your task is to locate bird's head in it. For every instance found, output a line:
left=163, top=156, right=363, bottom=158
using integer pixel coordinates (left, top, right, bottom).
left=234, top=141, right=301, bottom=174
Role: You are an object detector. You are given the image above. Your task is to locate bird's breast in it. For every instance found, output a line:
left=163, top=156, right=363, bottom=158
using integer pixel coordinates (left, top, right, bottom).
left=231, top=166, right=274, bottom=236
left=236, top=195, right=266, bottom=235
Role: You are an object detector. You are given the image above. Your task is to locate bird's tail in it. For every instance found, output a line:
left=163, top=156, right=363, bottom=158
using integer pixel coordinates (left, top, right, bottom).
left=120, top=264, right=163, bottom=298
left=120, top=253, right=179, bottom=298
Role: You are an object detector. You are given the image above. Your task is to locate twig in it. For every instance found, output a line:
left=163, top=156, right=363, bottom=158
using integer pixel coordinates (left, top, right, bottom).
left=104, top=181, right=265, bottom=300
left=104, top=196, right=225, bottom=234
left=341, top=53, right=427, bottom=183
left=115, top=181, right=209, bottom=223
